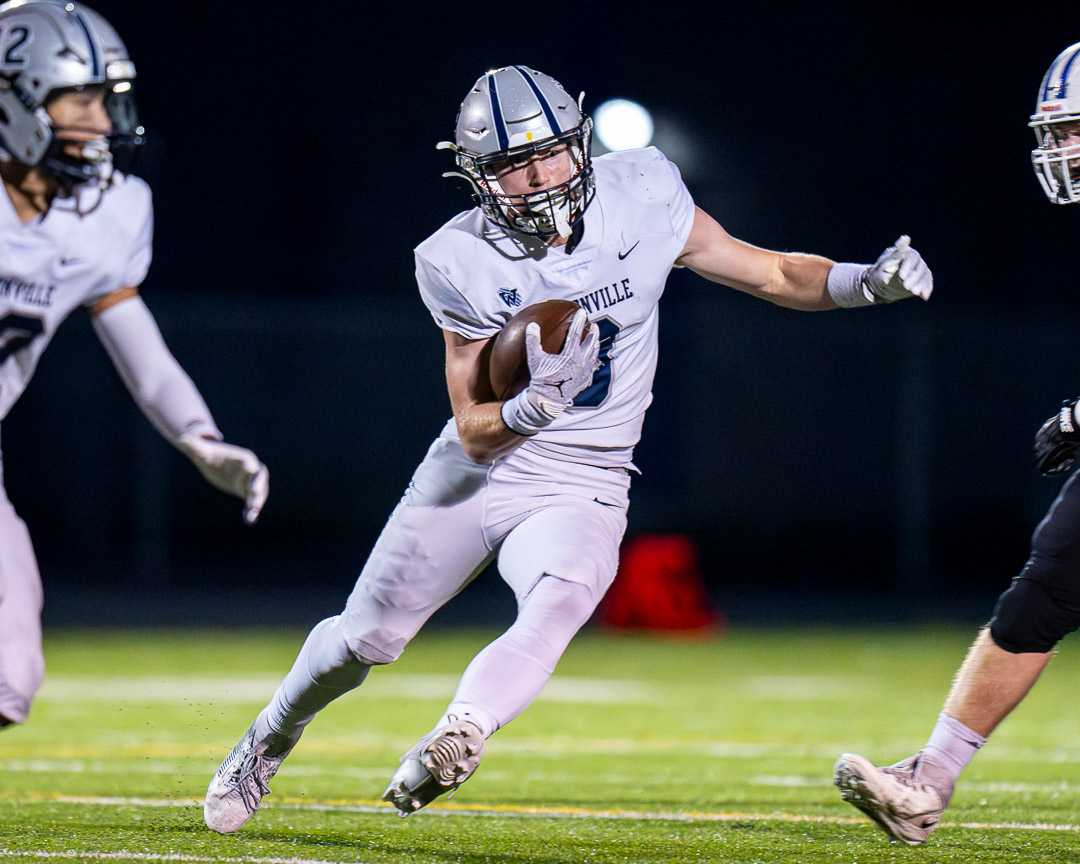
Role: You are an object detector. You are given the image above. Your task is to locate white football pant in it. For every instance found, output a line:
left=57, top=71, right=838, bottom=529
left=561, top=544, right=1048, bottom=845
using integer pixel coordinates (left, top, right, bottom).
left=259, top=435, right=629, bottom=742
left=339, top=436, right=629, bottom=666
left=0, top=456, right=44, bottom=725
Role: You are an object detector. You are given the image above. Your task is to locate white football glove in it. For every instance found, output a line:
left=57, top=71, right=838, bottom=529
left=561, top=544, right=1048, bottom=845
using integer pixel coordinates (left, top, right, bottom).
left=178, top=432, right=269, bottom=525
left=863, top=235, right=934, bottom=303
left=525, top=309, right=601, bottom=410
left=501, top=309, right=601, bottom=436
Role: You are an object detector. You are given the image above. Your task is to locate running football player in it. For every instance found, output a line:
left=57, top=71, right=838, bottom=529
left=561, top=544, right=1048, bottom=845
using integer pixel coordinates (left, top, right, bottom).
left=0, top=0, right=268, bottom=729
left=204, top=65, right=932, bottom=833
left=834, top=42, right=1080, bottom=846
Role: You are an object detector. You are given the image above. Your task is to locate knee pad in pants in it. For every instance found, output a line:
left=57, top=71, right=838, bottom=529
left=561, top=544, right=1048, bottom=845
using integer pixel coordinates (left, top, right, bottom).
left=990, top=573, right=1080, bottom=653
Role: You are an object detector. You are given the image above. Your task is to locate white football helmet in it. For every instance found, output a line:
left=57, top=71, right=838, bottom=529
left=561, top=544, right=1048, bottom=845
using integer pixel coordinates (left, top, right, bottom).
left=0, top=0, right=143, bottom=189
left=438, top=66, right=595, bottom=240
left=1030, top=42, right=1080, bottom=205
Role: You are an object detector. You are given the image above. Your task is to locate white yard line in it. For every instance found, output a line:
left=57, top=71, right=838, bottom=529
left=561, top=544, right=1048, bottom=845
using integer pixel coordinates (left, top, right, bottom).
left=39, top=675, right=654, bottom=705
left=7, top=794, right=1077, bottom=834
left=0, top=852, right=349, bottom=864
left=0, top=759, right=389, bottom=781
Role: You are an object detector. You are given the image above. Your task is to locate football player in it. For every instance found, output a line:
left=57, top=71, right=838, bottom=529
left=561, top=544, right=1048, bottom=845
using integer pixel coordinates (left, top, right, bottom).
left=834, top=42, right=1080, bottom=846
left=204, top=65, right=932, bottom=832
left=0, top=0, right=268, bottom=730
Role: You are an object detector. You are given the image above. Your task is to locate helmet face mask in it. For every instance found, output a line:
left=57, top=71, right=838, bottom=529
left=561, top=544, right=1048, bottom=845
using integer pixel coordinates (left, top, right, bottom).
left=440, top=66, right=596, bottom=240
left=1031, top=120, right=1080, bottom=205
left=1030, top=42, right=1080, bottom=205
left=466, top=121, right=594, bottom=238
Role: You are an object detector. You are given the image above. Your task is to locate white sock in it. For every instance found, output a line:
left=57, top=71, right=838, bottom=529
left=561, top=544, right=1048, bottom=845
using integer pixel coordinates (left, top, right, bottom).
left=439, top=701, right=501, bottom=739
left=922, top=712, right=986, bottom=784
left=437, top=576, right=597, bottom=738
left=254, top=616, right=370, bottom=751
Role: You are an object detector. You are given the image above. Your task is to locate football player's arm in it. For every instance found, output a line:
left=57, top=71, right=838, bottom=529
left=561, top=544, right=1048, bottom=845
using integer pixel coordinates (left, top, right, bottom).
left=443, top=329, right=526, bottom=464
left=89, top=288, right=269, bottom=524
left=676, top=206, right=933, bottom=309
left=444, top=310, right=600, bottom=465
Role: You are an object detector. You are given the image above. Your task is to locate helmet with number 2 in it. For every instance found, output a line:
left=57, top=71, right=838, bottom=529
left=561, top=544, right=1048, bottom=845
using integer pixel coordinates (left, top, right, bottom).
left=1030, top=42, right=1080, bottom=205
left=439, top=66, right=595, bottom=240
left=0, top=0, right=143, bottom=189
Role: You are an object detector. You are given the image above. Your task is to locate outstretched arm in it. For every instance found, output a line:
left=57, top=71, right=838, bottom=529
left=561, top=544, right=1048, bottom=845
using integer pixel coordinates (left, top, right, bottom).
left=676, top=206, right=933, bottom=310
left=90, top=289, right=269, bottom=524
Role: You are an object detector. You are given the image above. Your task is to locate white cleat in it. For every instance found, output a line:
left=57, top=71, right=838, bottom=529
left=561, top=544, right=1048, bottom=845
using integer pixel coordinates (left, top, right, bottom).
left=834, top=752, right=948, bottom=846
left=204, top=723, right=297, bottom=834
left=382, top=718, right=485, bottom=816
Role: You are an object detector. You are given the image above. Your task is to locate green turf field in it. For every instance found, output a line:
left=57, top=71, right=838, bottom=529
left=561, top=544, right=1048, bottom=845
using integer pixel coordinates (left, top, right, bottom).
left=1, top=627, right=1079, bottom=863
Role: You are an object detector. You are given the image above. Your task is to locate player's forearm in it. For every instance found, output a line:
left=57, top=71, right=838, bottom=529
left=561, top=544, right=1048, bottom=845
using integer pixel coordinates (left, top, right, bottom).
left=767, top=253, right=837, bottom=311
left=454, top=401, right=526, bottom=464
left=92, top=297, right=222, bottom=444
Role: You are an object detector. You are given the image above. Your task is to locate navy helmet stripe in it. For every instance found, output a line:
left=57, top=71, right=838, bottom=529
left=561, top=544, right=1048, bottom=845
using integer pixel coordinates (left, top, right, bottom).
left=72, top=12, right=100, bottom=78
left=1043, top=46, right=1080, bottom=101
left=487, top=75, right=510, bottom=151
left=513, top=66, right=561, bottom=135
left=1040, top=61, right=1056, bottom=101
left=1058, top=46, right=1080, bottom=99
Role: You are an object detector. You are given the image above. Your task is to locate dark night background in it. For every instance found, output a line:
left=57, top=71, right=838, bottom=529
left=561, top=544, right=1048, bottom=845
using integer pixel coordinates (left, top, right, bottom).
left=4, top=5, right=1079, bottom=627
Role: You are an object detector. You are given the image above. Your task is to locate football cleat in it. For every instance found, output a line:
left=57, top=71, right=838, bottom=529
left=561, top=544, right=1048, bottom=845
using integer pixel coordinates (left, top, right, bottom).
left=382, top=718, right=485, bottom=816
left=834, top=752, right=949, bottom=845
left=203, top=722, right=297, bottom=834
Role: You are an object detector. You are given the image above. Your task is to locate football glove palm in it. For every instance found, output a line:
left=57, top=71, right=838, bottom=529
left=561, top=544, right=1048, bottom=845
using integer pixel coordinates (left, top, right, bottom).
left=179, top=433, right=270, bottom=524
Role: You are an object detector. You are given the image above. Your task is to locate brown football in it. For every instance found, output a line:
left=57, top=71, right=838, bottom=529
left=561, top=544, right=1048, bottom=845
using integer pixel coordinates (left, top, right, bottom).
left=489, top=299, right=582, bottom=400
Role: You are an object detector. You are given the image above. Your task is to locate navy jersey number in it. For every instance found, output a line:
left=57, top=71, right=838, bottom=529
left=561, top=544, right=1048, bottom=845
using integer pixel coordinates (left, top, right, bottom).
left=2, top=26, right=30, bottom=65
left=0, top=313, right=45, bottom=365
left=573, top=317, right=620, bottom=408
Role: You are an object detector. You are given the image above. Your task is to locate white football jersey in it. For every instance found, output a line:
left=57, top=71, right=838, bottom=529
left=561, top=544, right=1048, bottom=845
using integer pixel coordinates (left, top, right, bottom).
left=0, top=175, right=152, bottom=421
left=415, top=147, right=695, bottom=468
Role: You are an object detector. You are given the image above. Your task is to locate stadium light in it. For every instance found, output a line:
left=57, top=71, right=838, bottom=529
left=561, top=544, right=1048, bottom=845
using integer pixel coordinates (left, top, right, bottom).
left=594, top=99, right=654, bottom=151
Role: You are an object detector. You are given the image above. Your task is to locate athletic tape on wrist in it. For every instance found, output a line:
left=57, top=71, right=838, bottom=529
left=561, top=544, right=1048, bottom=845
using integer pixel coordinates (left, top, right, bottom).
left=827, top=262, right=874, bottom=308
left=501, top=388, right=566, bottom=436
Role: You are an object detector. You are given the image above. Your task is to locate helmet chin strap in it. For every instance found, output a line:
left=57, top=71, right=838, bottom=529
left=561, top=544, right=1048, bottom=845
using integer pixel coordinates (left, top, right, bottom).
left=552, top=199, right=572, bottom=239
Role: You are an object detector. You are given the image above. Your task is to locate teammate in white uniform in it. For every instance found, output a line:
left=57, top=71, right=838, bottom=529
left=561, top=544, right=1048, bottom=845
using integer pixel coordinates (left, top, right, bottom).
left=204, top=65, right=933, bottom=833
left=0, top=1, right=268, bottom=728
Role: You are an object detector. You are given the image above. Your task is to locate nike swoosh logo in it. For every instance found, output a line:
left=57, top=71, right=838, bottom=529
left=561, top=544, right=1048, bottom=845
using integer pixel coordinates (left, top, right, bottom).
left=593, top=497, right=620, bottom=508
left=617, top=241, right=639, bottom=261
left=59, top=257, right=81, bottom=267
